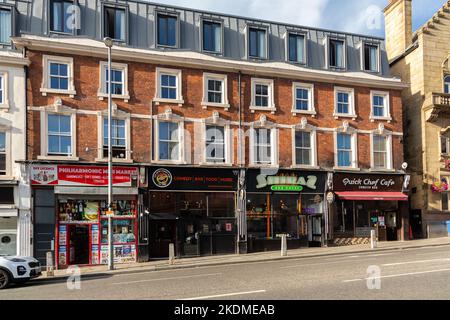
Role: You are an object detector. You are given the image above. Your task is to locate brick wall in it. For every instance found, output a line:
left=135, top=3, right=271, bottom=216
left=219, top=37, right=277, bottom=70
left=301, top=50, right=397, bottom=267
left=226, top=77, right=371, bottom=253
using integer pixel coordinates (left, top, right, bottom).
left=26, top=50, right=404, bottom=170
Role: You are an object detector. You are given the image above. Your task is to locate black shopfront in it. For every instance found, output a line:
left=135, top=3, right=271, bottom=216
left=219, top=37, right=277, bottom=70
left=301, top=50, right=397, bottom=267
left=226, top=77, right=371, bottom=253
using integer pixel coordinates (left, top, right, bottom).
left=138, top=167, right=239, bottom=261
left=245, top=169, right=327, bottom=252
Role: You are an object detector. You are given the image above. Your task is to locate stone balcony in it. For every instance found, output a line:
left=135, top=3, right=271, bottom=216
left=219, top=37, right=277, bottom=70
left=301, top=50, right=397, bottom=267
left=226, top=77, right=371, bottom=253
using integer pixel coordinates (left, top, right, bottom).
left=425, top=92, right=450, bottom=122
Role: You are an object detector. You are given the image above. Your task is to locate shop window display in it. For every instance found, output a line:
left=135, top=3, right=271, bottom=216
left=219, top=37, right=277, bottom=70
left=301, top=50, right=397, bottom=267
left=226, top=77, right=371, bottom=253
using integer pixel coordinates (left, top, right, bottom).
left=247, top=193, right=324, bottom=240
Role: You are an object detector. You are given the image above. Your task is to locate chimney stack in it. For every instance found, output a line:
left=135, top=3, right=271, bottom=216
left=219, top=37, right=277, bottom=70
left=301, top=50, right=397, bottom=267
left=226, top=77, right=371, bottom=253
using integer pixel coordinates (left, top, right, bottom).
left=384, top=0, right=413, bottom=61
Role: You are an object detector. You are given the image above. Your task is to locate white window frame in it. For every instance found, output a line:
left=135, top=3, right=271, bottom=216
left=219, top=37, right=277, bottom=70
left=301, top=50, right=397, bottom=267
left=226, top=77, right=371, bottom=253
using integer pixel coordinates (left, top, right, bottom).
left=334, top=123, right=359, bottom=170
left=370, top=90, right=392, bottom=122
left=333, top=86, right=356, bottom=119
left=370, top=131, right=393, bottom=171
left=250, top=78, right=276, bottom=114
left=38, top=101, right=78, bottom=161
left=249, top=116, right=278, bottom=168
left=98, top=61, right=130, bottom=102
left=246, top=25, right=269, bottom=60
left=200, top=17, right=224, bottom=55
left=96, top=107, right=132, bottom=163
left=285, top=30, right=307, bottom=65
left=154, top=67, right=184, bottom=105
left=153, top=109, right=186, bottom=164
left=201, top=73, right=229, bottom=110
left=325, top=36, right=347, bottom=70
left=201, top=113, right=232, bottom=166
left=40, top=55, right=76, bottom=97
left=0, top=6, right=13, bottom=46
left=0, top=128, right=11, bottom=178
left=0, top=71, right=9, bottom=109
left=361, top=41, right=381, bottom=73
left=291, top=118, right=318, bottom=169
left=292, top=82, right=316, bottom=116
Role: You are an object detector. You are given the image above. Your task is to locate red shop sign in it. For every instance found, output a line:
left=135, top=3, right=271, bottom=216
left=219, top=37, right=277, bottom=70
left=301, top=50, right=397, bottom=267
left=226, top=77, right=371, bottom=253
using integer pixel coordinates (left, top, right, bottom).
left=31, top=165, right=138, bottom=187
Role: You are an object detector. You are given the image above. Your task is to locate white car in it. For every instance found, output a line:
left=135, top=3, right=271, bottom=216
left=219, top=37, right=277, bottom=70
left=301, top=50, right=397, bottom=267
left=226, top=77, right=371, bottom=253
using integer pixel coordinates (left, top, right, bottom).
left=0, top=256, right=42, bottom=289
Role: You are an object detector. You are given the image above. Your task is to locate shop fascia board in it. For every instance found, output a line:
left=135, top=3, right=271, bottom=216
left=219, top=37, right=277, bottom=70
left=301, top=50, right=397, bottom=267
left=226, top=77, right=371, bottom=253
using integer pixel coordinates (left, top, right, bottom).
left=12, top=35, right=407, bottom=90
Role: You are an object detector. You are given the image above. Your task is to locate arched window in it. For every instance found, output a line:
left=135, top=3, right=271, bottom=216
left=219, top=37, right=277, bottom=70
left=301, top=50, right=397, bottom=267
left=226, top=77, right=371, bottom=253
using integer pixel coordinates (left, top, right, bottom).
left=444, top=75, right=450, bottom=94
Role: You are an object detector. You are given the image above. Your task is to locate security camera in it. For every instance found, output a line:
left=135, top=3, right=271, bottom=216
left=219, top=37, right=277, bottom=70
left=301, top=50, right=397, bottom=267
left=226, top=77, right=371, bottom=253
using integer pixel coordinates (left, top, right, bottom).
left=401, top=162, right=408, bottom=170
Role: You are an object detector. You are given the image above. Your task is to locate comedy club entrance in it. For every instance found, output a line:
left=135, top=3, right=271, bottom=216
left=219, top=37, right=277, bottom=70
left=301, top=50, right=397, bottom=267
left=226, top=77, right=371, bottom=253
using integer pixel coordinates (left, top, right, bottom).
left=246, top=169, right=327, bottom=252
left=331, top=173, right=409, bottom=244
left=139, top=167, right=239, bottom=260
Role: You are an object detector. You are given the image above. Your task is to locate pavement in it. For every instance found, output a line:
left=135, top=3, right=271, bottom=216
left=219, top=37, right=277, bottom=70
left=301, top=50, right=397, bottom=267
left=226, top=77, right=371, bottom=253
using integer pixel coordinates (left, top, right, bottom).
left=39, top=237, right=450, bottom=280
left=2, top=237, right=450, bottom=300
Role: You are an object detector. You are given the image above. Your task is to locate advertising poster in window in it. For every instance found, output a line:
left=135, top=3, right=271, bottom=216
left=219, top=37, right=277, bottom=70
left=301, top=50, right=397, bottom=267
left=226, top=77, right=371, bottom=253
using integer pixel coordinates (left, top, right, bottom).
left=59, top=246, right=67, bottom=266
left=91, top=224, right=99, bottom=246
left=100, top=245, right=136, bottom=264
left=59, top=225, right=67, bottom=246
left=91, top=245, right=99, bottom=265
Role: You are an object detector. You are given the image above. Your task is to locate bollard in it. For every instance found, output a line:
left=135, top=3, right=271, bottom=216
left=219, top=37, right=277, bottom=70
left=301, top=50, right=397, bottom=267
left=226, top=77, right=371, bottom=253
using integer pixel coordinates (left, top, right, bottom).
left=46, top=251, right=54, bottom=277
left=168, top=243, right=175, bottom=265
left=281, top=234, right=287, bottom=257
left=370, top=230, right=377, bottom=249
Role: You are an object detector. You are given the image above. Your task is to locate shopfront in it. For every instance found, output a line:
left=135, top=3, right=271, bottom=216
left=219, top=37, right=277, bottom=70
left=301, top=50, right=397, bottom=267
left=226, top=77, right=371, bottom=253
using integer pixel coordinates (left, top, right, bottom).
left=31, top=164, right=139, bottom=267
left=140, top=167, right=239, bottom=260
left=0, top=185, right=18, bottom=256
left=245, top=169, right=327, bottom=252
left=331, top=173, right=408, bottom=243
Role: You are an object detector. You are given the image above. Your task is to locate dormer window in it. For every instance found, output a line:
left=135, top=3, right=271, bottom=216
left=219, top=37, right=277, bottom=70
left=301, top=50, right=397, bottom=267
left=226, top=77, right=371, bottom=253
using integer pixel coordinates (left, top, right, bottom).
left=287, top=33, right=306, bottom=64
left=363, top=43, right=379, bottom=72
left=103, top=6, right=126, bottom=42
left=328, top=38, right=345, bottom=69
left=50, top=0, right=73, bottom=34
left=202, top=20, right=222, bottom=54
left=157, top=13, right=178, bottom=48
left=248, top=27, right=268, bottom=59
left=0, top=8, right=12, bottom=44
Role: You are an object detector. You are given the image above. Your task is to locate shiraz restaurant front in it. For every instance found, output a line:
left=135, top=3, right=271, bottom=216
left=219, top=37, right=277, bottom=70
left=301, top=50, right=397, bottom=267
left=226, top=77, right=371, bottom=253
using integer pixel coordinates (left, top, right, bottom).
left=246, top=169, right=327, bottom=252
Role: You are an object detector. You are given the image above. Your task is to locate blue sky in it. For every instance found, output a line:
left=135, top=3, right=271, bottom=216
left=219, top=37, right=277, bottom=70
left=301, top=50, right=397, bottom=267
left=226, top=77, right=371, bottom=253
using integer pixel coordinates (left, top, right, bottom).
left=151, top=0, right=445, bottom=38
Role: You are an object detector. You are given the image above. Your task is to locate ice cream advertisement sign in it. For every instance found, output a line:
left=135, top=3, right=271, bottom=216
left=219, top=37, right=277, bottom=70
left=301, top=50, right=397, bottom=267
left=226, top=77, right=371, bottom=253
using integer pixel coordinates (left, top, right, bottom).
left=31, top=165, right=138, bottom=187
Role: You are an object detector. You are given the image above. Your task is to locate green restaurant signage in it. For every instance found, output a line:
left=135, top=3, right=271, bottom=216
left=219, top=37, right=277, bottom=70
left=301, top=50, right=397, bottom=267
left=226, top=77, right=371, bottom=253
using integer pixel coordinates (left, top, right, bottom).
left=270, top=185, right=304, bottom=192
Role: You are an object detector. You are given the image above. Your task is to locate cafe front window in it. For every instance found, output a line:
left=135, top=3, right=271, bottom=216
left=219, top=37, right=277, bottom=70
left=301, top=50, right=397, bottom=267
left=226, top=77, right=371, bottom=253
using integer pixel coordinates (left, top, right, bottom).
left=247, top=193, right=324, bottom=240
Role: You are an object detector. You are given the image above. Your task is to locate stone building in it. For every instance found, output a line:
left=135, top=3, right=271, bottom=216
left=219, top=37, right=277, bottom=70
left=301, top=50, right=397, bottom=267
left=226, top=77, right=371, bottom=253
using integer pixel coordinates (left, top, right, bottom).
left=385, top=0, right=450, bottom=238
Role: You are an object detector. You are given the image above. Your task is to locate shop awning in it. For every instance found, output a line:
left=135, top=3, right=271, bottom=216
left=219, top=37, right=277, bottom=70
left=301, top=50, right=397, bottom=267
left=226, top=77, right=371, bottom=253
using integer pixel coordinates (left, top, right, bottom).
left=335, top=192, right=408, bottom=201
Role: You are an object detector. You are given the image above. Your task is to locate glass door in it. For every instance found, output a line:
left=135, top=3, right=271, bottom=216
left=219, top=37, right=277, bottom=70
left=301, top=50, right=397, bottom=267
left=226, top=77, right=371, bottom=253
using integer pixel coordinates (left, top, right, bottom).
left=308, top=215, right=322, bottom=247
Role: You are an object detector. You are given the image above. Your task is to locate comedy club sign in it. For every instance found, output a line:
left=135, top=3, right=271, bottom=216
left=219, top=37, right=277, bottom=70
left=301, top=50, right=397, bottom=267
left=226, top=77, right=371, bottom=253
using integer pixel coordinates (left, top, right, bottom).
left=31, top=165, right=138, bottom=187
left=246, top=169, right=326, bottom=193
left=333, top=173, right=404, bottom=192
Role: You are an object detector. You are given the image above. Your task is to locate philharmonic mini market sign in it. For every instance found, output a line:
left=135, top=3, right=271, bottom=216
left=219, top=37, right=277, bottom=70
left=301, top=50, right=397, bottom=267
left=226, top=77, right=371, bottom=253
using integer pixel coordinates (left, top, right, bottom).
left=31, top=165, right=139, bottom=187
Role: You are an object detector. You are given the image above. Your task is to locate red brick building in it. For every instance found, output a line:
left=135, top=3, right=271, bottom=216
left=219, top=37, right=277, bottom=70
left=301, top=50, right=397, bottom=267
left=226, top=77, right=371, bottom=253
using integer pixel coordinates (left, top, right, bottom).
left=7, top=0, right=409, bottom=266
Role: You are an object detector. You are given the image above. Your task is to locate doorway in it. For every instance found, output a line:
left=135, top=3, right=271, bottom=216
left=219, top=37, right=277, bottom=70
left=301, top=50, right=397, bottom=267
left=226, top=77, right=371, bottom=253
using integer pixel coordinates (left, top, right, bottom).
left=410, top=209, right=423, bottom=239
left=308, top=215, right=322, bottom=247
left=69, top=225, right=89, bottom=265
left=149, top=220, right=177, bottom=258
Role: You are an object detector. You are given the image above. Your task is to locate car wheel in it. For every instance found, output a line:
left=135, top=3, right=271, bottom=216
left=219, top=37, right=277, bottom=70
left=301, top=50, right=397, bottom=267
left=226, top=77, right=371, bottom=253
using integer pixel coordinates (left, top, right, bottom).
left=0, top=269, right=10, bottom=290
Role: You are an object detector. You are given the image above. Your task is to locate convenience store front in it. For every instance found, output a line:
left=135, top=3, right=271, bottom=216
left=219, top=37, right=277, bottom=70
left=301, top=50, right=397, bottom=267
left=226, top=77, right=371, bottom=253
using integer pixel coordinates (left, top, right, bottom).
left=31, top=164, right=139, bottom=268
left=246, top=169, right=327, bottom=252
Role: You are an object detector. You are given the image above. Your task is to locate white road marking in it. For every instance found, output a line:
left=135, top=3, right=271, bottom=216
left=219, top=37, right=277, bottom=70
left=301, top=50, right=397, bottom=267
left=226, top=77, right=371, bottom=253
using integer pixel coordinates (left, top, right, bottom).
left=180, top=290, right=267, bottom=300
left=112, top=273, right=222, bottom=285
left=382, top=258, right=450, bottom=267
left=343, top=267, right=450, bottom=282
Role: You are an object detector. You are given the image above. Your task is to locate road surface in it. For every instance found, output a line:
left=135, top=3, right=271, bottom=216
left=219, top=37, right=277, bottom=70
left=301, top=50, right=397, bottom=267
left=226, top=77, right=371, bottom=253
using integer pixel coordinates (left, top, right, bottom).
left=1, top=245, right=450, bottom=300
